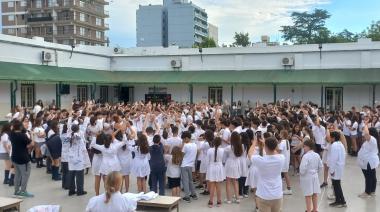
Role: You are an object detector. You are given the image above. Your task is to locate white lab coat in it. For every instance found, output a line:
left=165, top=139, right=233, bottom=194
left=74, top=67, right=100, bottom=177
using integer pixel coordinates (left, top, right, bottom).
left=327, top=141, right=346, bottom=180
left=357, top=136, right=379, bottom=170
left=68, top=133, right=91, bottom=171
left=299, top=151, right=323, bottom=196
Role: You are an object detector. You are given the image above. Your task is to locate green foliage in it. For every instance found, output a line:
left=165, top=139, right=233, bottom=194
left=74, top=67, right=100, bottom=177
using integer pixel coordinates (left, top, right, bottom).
left=233, top=32, right=251, bottom=47
left=194, top=37, right=217, bottom=48
left=280, top=9, right=331, bottom=44
left=363, top=21, right=380, bottom=41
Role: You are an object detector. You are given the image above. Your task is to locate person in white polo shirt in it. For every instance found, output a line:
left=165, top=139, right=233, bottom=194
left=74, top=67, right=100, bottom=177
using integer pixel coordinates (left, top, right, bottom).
left=248, top=136, right=285, bottom=212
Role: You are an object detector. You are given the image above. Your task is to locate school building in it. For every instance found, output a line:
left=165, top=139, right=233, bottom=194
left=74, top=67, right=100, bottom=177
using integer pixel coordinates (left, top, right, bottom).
left=0, top=34, right=380, bottom=119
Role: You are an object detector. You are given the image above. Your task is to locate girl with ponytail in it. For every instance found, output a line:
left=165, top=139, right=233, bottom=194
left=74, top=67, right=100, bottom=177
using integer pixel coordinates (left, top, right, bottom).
left=206, top=137, right=225, bottom=208
left=86, top=171, right=136, bottom=212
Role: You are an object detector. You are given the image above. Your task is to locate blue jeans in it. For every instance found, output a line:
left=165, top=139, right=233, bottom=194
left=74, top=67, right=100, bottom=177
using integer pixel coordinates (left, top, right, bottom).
left=150, top=169, right=166, bottom=195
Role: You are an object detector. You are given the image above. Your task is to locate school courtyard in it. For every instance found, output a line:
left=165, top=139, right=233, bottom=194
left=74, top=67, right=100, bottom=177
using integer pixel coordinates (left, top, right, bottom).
left=0, top=156, right=378, bottom=211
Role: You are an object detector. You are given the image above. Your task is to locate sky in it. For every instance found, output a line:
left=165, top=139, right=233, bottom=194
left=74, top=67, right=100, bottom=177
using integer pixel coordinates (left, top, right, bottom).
left=1, top=0, right=379, bottom=47
left=106, top=0, right=380, bottom=47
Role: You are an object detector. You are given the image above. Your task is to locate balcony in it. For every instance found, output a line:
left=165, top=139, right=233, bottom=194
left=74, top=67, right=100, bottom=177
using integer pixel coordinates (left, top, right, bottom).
left=27, top=16, right=54, bottom=23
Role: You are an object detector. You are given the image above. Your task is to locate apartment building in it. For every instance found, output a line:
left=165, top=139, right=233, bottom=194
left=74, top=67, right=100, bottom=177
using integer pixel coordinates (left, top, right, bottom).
left=137, top=0, right=211, bottom=48
left=1, top=0, right=109, bottom=46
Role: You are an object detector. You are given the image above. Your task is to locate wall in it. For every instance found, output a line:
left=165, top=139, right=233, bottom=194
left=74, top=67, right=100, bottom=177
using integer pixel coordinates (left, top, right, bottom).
left=0, top=82, right=11, bottom=118
left=343, top=85, right=372, bottom=110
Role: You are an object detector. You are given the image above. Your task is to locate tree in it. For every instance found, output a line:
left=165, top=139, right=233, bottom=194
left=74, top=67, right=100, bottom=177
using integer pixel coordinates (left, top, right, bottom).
left=233, top=32, right=251, bottom=47
left=280, top=9, right=331, bottom=44
left=363, top=21, right=380, bottom=41
left=194, top=37, right=217, bottom=48
left=328, top=29, right=358, bottom=43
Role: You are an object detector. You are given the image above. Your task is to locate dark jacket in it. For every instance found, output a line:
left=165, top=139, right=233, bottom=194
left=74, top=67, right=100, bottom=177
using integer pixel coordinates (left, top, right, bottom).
left=9, top=131, right=31, bottom=164
left=149, top=143, right=165, bottom=172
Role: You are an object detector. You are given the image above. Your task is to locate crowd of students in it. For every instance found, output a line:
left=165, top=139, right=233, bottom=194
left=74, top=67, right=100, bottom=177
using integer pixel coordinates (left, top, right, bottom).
left=1, top=99, right=379, bottom=212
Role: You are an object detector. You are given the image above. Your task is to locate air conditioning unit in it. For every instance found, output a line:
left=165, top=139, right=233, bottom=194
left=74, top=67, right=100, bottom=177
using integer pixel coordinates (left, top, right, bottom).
left=170, top=59, right=182, bottom=68
left=42, top=51, right=53, bottom=62
left=282, top=57, right=294, bottom=66
left=114, top=47, right=123, bottom=54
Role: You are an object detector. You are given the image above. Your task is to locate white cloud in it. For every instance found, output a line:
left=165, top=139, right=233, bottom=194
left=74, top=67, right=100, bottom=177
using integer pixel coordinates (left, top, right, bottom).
left=107, top=0, right=330, bottom=46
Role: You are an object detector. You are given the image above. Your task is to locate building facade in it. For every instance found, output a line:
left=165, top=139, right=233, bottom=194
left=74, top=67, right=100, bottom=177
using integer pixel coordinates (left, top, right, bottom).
left=1, top=0, right=109, bottom=46
left=137, top=0, right=209, bottom=48
left=0, top=34, right=380, bottom=120
left=208, top=23, right=218, bottom=45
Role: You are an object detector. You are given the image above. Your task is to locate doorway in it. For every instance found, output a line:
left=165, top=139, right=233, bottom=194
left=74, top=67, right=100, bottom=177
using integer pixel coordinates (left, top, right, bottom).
left=325, top=87, right=343, bottom=111
left=120, top=87, right=134, bottom=103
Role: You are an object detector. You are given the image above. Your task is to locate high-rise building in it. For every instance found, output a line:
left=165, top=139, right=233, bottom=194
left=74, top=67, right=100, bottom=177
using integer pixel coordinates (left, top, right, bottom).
left=208, top=23, right=218, bottom=45
left=137, top=0, right=211, bottom=48
left=1, top=0, right=109, bottom=46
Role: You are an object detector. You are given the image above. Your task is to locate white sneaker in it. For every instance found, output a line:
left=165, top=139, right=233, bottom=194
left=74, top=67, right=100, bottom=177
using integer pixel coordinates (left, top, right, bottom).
left=224, top=199, right=232, bottom=204
left=243, top=194, right=249, bottom=198
left=358, top=192, right=371, bottom=198
left=238, top=195, right=243, bottom=199
left=283, top=189, right=293, bottom=195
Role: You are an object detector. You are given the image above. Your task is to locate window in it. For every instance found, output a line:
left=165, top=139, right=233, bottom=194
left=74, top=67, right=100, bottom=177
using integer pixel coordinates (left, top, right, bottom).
left=96, top=31, right=101, bottom=39
left=7, top=28, right=15, bottom=34
left=96, top=18, right=101, bottom=26
left=20, top=27, right=27, bottom=34
left=325, top=87, right=343, bottom=112
left=8, top=1, right=14, bottom=7
left=21, top=84, right=35, bottom=108
left=77, top=86, right=88, bottom=102
left=63, top=0, right=70, bottom=6
left=208, top=87, right=223, bottom=105
left=79, top=13, right=85, bottom=22
left=36, top=0, right=42, bottom=8
left=8, top=15, right=15, bottom=21
left=99, top=86, right=108, bottom=103
left=20, top=1, right=27, bottom=7
left=79, top=0, right=84, bottom=7
left=79, top=27, right=85, bottom=36
left=79, top=40, right=86, bottom=45
left=48, top=0, right=57, bottom=7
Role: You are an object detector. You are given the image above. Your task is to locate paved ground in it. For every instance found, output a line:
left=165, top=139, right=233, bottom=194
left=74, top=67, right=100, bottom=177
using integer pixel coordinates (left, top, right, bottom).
left=0, top=156, right=379, bottom=212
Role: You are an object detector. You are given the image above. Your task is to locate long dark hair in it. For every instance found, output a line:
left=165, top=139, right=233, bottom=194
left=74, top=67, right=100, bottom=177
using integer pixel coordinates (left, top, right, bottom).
left=1, top=123, right=11, bottom=135
left=137, top=134, right=149, bottom=154
left=70, top=124, right=79, bottom=147
left=214, top=137, right=222, bottom=162
left=240, top=132, right=251, bottom=153
left=230, top=131, right=243, bottom=157
left=368, top=127, right=380, bottom=152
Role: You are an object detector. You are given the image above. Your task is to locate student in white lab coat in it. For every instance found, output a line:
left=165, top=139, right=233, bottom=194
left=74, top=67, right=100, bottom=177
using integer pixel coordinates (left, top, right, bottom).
left=357, top=123, right=379, bottom=198
left=278, top=130, right=292, bottom=195
left=299, top=139, right=323, bottom=212
left=327, top=131, right=347, bottom=208
left=86, top=171, right=135, bottom=212
left=68, top=124, right=91, bottom=196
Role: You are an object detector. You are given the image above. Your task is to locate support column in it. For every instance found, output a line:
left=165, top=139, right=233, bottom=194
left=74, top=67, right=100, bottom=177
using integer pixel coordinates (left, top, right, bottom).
left=321, top=85, right=324, bottom=108
left=373, top=84, right=376, bottom=108
left=10, top=80, right=17, bottom=109
left=90, top=83, right=96, bottom=100
left=189, top=84, right=193, bottom=104
left=56, top=82, right=61, bottom=109
left=273, top=84, right=277, bottom=103
left=230, top=85, right=234, bottom=104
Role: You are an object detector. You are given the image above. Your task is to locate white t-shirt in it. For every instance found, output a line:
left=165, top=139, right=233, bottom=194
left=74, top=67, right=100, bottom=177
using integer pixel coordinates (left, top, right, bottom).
left=350, top=121, right=358, bottom=136
left=165, top=136, right=182, bottom=153
left=86, top=192, right=135, bottom=212
left=252, top=154, right=285, bottom=200
left=164, top=154, right=181, bottom=178
left=343, top=119, right=351, bottom=136
left=0, top=133, right=10, bottom=154
left=181, top=142, right=197, bottom=168
left=33, top=126, right=46, bottom=143
left=278, top=140, right=290, bottom=172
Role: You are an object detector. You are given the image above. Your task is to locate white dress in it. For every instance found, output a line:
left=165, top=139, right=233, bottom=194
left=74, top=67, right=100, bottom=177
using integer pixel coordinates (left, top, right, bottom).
left=86, top=191, right=136, bottom=212
left=239, top=146, right=249, bottom=178
left=299, top=151, right=323, bottom=196
left=92, top=140, right=126, bottom=175
left=206, top=147, right=225, bottom=182
left=118, top=140, right=135, bottom=176
left=278, top=139, right=291, bottom=172
left=245, top=147, right=260, bottom=188
left=199, top=142, right=210, bottom=174
left=224, top=145, right=241, bottom=179
left=131, top=147, right=151, bottom=177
